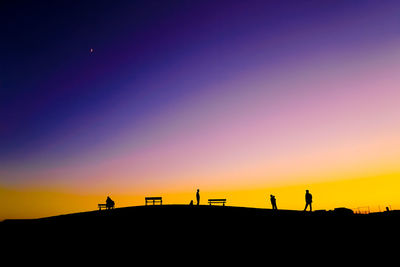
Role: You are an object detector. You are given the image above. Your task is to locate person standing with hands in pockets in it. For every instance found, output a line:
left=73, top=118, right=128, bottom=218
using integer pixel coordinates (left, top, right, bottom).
left=196, top=189, right=200, bottom=206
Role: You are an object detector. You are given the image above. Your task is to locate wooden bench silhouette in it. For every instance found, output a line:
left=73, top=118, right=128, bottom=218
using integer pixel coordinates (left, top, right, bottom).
left=98, top=203, right=114, bottom=210
left=208, top=199, right=227, bottom=206
left=145, top=197, right=162, bottom=206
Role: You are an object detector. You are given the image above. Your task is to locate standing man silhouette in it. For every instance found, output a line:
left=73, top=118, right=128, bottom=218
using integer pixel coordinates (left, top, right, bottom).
left=304, top=190, right=312, bottom=211
left=196, top=189, right=200, bottom=206
left=270, top=194, right=278, bottom=210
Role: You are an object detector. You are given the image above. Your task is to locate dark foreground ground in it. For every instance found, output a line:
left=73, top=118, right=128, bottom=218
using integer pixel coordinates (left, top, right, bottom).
left=2, top=205, right=399, bottom=262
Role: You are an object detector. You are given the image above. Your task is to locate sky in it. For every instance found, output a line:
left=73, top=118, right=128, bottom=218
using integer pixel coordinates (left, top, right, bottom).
left=1, top=0, right=400, bottom=219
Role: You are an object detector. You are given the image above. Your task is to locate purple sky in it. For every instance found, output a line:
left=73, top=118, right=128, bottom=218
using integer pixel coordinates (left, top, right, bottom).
left=1, top=0, right=400, bottom=193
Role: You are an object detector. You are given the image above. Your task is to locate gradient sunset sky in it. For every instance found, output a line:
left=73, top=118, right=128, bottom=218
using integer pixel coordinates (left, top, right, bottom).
left=1, top=0, right=400, bottom=219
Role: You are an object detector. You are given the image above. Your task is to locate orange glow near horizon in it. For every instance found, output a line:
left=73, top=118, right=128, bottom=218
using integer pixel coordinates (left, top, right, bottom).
left=2, top=115, right=400, bottom=220
left=2, top=173, right=399, bottom=220
left=2, top=116, right=400, bottom=220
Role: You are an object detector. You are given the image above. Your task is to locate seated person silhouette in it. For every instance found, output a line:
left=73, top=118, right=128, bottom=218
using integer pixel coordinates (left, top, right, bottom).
left=106, top=196, right=115, bottom=210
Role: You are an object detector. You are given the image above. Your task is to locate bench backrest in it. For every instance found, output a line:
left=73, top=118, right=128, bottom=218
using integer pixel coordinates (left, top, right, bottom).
left=208, top=199, right=226, bottom=202
left=145, top=197, right=162, bottom=201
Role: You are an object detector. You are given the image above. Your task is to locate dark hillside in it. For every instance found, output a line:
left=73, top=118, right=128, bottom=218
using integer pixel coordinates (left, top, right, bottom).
left=3, top=205, right=398, bottom=236
left=2, top=205, right=398, bottom=259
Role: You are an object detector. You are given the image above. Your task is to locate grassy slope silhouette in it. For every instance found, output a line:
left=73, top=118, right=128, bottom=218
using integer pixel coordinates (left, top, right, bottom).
left=3, top=204, right=399, bottom=233
left=2, top=205, right=399, bottom=259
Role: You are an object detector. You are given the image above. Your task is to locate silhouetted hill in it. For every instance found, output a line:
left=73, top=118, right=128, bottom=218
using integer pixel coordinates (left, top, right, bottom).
left=3, top=204, right=400, bottom=229
left=2, top=205, right=398, bottom=260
